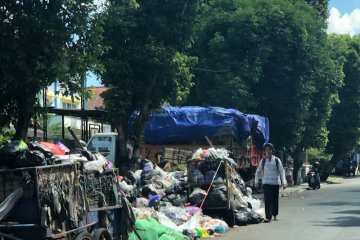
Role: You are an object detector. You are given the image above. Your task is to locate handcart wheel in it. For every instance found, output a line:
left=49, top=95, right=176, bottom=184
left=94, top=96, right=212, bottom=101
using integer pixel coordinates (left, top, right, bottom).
left=74, top=231, right=93, bottom=240
left=92, top=228, right=112, bottom=240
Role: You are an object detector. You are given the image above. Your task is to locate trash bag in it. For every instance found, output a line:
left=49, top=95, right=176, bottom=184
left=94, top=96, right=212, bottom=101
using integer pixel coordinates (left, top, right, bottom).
left=39, top=142, right=66, bottom=155
left=172, top=180, right=187, bottom=194
left=228, top=182, right=248, bottom=210
left=13, top=150, right=47, bottom=168
left=188, top=188, right=207, bottom=206
left=25, top=150, right=47, bottom=166
left=202, top=185, right=227, bottom=208
left=245, top=208, right=264, bottom=224
left=190, top=169, right=204, bottom=183
left=0, top=140, right=28, bottom=166
left=28, top=141, right=54, bottom=158
left=140, top=169, right=161, bottom=185
left=168, top=194, right=187, bottom=207
left=126, top=188, right=141, bottom=203
left=141, top=185, right=158, bottom=197
left=185, top=206, right=202, bottom=216
left=170, top=171, right=183, bottom=180
left=212, top=182, right=227, bottom=191
left=126, top=171, right=139, bottom=186
left=235, top=209, right=250, bottom=226
left=148, top=194, right=162, bottom=209
left=141, top=159, right=154, bottom=170
left=235, top=207, right=264, bottom=225
left=204, top=170, right=217, bottom=184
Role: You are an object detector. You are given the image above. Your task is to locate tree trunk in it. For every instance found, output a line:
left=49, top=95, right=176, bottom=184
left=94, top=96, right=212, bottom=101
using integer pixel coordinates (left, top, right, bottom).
left=132, top=103, right=152, bottom=160
left=14, top=116, right=30, bottom=141
left=14, top=94, right=36, bottom=141
left=115, top=122, right=130, bottom=176
left=293, top=159, right=299, bottom=185
left=292, top=149, right=304, bottom=185
left=321, top=152, right=344, bottom=181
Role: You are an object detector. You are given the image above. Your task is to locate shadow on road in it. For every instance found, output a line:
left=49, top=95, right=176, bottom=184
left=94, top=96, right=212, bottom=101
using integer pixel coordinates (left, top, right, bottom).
left=311, top=201, right=360, bottom=206
left=332, top=210, right=360, bottom=215
left=313, top=215, right=360, bottom=227
left=340, top=189, right=360, bottom=193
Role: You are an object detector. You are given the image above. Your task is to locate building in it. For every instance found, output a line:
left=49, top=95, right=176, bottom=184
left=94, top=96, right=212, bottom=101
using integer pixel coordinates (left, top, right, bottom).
left=42, top=82, right=109, bottom=142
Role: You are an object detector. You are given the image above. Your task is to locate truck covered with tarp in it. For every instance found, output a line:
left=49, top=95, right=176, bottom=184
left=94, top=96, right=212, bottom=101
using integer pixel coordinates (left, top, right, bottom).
left=129, top=106, right=269, bottom=147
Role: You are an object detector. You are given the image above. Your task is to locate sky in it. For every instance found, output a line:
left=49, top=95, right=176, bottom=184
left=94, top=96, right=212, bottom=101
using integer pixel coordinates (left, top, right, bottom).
left=327, top=0, right=360, bottom=35
left=87, top=72, right=101, bottom=87
left=87, top=0, right=360, bottom=87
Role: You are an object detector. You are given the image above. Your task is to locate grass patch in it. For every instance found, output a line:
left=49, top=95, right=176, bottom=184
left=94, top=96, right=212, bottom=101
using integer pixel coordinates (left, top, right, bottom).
left=325, top=176, right=343, bottom=184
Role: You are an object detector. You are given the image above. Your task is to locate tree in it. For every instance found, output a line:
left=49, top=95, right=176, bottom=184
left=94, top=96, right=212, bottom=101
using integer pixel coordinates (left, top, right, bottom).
left=187, top=0, right=266, bottom=111
left=100, top=0, right=199, bottom=172
left=187, top=0, right=341, bottom=185
left=303, top=0, right=329, bottom=20
left=322, top=35, right=360, bottom=180
left=0, top=0, right=103, bottom=140
left=189, top=0, right=335, bottom=149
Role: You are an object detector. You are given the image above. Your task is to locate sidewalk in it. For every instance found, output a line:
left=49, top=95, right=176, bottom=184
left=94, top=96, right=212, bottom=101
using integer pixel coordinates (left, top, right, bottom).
left=252, top=183, right=308, bottom=200
left=252, top=175, right=346, bottom=200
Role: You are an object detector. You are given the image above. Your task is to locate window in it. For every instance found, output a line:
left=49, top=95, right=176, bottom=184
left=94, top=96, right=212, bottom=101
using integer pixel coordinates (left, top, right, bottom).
left=62, top=102, right=77, bottom=109
left=87, top=136, right=112, bottom=153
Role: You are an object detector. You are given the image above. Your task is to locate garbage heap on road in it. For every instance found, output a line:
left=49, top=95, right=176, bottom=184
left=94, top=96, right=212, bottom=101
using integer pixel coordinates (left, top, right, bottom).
left=119, top=147, right=264, bottom=239
left=0, top=140, right=265, bottom=239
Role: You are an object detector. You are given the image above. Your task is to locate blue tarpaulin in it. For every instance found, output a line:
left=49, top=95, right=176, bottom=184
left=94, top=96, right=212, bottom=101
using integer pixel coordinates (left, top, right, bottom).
left=246, top=114, right=270, bottom=147
left=128, top=106, right=269, bottom=146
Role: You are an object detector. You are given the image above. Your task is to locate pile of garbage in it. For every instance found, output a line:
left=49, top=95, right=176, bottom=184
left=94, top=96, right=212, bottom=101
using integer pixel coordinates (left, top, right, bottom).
left=0, top=140, right=265, bottom=239
left=118, top=147, right=264, bottom=239
left=0, top=139, right=112, bottom=172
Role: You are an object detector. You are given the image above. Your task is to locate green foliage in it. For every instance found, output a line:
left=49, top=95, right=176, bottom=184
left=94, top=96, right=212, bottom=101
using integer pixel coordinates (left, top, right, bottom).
left=188, top=0, right=337, bottom=154
left=47, top=123, right=63, bottom=136
left=326, top=35, right=360, bottom=156
left=307, top=147, right=332, bottom=165
left=100, top=0, right=199, bottom=169
left=299, top=38, right=342, bottom=149
left=0, top=0, right=104, bottom=139
left=303, top=0, right=329, bottom=20
left=0, top=128, right=14, bottom=148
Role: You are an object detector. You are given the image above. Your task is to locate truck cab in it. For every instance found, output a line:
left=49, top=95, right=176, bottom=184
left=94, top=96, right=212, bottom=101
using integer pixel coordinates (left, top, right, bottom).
left=86, top=132, right=118, bottom=164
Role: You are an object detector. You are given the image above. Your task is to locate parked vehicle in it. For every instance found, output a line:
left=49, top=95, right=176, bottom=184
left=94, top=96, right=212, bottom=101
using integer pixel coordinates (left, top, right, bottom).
left=307, top=168, right=320, bottom=190
left=86, top=106, right=270, bottom=185
left=334, top=159, right=357, bottom=176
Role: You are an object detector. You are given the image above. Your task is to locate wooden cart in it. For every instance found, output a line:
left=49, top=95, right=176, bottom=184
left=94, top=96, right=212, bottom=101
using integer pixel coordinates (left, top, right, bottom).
left=187, top=158, right=237, bottom=226
left=0, top=162, right=122, bottom=240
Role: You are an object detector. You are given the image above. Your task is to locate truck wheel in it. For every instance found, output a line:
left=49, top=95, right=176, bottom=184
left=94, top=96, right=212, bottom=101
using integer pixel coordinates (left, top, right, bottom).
left=74, top=231, right=93, bottom=240
left=92, top=228, right=112, bottom=240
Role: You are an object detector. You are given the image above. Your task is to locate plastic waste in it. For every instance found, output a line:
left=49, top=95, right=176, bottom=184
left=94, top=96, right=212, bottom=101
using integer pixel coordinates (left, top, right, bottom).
left=214, top=226, right=229, bottom=233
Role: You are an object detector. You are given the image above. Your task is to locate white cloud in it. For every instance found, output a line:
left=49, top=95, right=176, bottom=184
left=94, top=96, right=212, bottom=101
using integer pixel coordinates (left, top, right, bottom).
left=327, top=7, right=360, bottom=35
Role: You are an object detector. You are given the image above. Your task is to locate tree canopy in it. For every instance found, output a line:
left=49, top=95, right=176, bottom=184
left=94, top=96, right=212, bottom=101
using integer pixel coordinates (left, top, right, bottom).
left=323, top=35, right=360, bottom=178
left=100, top=0, right=199, bottom=170
left=2, top=0, right=360, bottom=180
left=187, top=0, right=338, bottom=154
left=0, top=0, right=103, bottom=139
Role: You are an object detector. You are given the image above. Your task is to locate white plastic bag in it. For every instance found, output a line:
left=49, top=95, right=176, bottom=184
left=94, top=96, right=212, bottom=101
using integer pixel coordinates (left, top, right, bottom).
left=191, top=148, right=203, bottom=160
left=228, top=182, right=248, bottom=210
left=84, top=154, right=107, bottom=172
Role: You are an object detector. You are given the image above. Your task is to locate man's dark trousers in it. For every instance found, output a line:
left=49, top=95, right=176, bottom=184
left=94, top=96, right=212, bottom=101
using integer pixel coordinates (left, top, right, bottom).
left=263, top=184, right=280, bottom=220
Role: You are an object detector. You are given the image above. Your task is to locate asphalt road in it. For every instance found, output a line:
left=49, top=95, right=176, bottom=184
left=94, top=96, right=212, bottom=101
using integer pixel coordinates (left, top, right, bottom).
left=214, top=176, right=360, bottom=240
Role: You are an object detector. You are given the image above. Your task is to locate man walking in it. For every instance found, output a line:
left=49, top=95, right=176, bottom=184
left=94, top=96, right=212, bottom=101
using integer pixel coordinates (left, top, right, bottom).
left=255, top=143, right=287, bottom=222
